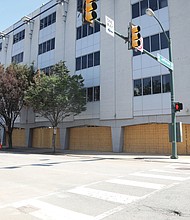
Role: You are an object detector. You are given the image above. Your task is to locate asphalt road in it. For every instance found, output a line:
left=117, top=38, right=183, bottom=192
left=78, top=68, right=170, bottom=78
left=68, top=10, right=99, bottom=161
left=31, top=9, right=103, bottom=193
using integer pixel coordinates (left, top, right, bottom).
left=0, top=151, right=190, bottom=219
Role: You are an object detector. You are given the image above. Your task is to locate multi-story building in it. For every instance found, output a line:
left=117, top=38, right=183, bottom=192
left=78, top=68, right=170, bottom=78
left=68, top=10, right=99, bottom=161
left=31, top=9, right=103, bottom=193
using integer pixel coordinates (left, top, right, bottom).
left=0, top=0, right=190, bottom=154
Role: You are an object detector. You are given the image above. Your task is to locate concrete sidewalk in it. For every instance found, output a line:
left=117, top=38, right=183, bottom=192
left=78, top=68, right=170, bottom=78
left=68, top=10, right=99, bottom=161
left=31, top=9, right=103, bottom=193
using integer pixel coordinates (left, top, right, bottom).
left=0, top=147, right=190, bottom=164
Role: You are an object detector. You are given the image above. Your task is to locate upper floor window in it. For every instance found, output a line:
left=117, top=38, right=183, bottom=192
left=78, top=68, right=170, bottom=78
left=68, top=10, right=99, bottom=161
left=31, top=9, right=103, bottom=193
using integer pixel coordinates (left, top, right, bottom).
left=85, top=86, right=100, bottom=102
left=76, top=19, right=100, bottom=40
left=77, top=0, right=83, bottom=13
left=40, top=12, right=56, bottom=30
left=38, top=38, right=55, bottom=55
left=132, top=0, right=168, bottom=19
left=133, top=31, right=169, bottom=56
left=13, top=30, right=25, bottom=44
left=76, top=51, right=100, bottom=71
left=12, top=52, right=24, bottom=64
left=134, top=74, right=170, bottom=96
left=41, top=65, right=53, bottom=75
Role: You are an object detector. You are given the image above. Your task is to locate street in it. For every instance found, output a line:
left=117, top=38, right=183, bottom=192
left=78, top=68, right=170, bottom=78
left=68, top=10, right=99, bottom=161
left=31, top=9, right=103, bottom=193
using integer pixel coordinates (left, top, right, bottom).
left=0, top=151, right=190, bottom=219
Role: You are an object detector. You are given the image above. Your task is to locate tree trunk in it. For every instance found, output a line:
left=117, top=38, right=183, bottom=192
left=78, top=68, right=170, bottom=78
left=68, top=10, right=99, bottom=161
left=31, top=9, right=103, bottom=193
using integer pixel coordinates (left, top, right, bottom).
left=52, top=127, right=57, bottom=153
left=7, top=127, right=13, bottom=149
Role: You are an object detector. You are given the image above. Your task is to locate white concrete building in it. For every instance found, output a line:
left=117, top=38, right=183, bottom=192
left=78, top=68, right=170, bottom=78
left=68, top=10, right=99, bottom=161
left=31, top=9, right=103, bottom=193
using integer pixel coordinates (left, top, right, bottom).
left=0, top=0, right=190, bottom=154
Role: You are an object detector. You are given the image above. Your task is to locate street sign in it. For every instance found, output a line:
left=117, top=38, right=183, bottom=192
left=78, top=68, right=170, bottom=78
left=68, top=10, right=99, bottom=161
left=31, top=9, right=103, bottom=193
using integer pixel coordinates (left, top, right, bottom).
left=157, top=53, right=174, bottom=70
left=105, top=16, right=114, bottom=37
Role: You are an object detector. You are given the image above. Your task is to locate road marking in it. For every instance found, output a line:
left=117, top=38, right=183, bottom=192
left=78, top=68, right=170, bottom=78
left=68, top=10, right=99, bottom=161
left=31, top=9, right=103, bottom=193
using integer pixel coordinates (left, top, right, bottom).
left=68, top=187, right=140, bottom=205
left=131, top=172, right=187, bottom=181
left=106, top=179, right=165, bottom=189
left=150, top=169, right=190, bottom=175
left=95, top=205, right=125, bottom=220
left=13, top=199, right=94, bottom=220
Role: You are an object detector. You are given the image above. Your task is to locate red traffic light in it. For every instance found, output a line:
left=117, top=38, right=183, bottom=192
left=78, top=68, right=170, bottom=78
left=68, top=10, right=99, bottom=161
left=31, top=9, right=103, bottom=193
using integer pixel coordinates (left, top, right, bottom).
left=174, top=102, right=183, bottom=112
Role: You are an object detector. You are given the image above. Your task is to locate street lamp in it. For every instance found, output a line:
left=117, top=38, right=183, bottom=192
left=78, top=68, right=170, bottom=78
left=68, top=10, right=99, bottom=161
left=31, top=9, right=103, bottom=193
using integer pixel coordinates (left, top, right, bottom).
left=146, top=8, right=178, bottom=159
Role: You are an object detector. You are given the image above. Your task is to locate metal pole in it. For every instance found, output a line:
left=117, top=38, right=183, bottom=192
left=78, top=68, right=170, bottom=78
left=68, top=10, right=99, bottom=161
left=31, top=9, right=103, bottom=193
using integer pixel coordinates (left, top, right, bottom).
left=153, top=16, right=177, bottom=159
left=169, top=39, right=178, bottom=159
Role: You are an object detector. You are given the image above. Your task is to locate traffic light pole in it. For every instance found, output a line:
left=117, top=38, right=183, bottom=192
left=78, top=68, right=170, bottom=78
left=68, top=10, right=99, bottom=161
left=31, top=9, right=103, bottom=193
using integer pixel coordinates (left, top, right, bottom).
left=94, top=18, right=177, bottom=159
left=148, top=14, right=177, bottom=159
left=168, top=39, right=178, bottom=159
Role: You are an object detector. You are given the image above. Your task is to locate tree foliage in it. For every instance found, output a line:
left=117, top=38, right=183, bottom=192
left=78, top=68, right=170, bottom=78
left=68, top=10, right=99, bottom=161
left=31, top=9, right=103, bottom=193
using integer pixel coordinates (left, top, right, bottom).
left=25, top=61, right=86, bottom=152
left=0, top=63, right=33, bottom=148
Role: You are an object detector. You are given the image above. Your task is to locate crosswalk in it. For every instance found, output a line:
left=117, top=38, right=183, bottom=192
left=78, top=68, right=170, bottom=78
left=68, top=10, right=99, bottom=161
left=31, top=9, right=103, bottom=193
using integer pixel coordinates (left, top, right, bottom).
left=7, top=164, right=190, bottom=219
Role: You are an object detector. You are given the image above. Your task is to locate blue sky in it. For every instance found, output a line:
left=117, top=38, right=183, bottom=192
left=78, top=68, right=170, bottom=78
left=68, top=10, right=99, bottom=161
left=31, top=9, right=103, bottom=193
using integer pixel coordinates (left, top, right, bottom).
left=0, top=0, right=49, bottom=31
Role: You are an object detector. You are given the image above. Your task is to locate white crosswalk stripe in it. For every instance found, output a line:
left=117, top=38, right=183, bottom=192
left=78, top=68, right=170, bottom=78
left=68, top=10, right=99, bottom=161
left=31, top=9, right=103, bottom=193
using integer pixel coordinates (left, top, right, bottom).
left=10, top=166, right=190, bottom=220
left=130, top=172, right=188, bottom=181
left=106, top=179, right=165, bottom=189
left=68, top=187, right=140, bottom=205
left=150, top=169, right=190, bottom=175
left=13, top=199, right=95, bottom=220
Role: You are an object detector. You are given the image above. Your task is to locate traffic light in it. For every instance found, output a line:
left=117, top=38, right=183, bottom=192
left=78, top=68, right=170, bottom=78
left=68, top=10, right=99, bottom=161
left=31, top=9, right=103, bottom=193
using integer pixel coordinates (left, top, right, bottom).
left=174, top=102, right=183, bottom=112
left=128, top=22, right=141, bottom=49
left=83, top=0, right=97, bottom=24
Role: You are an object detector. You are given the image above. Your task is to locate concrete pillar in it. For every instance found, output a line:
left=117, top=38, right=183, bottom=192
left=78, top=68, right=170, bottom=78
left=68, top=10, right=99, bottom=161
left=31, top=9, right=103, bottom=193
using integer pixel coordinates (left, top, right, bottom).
left=25, top=127, right=33, bottom=148
left=111, top=126, right=123, bottom=153
left=60, top=127, right=69, bottom=150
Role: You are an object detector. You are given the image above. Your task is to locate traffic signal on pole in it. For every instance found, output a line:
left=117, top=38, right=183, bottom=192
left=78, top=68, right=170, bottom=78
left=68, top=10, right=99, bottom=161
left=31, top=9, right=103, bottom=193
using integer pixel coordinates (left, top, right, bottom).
left=83, top=0, right=97, bottom=24
left=128, top=22, right=141, bottom=49
left=174, top=102, right=183, bottom=112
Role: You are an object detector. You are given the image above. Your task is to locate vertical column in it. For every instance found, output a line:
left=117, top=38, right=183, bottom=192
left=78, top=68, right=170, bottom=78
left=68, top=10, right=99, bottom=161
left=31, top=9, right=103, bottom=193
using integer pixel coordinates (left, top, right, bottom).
left=111, top=125, right=123, bottom=152
left=59, top=127, right=69, bottom=150
left=25, top=127, right=33, bottom=148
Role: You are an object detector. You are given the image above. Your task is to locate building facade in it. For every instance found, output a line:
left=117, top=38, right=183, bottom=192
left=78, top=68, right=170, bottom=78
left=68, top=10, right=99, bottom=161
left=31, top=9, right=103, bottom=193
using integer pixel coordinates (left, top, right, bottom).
left=0, top=0, right=190, bottom=154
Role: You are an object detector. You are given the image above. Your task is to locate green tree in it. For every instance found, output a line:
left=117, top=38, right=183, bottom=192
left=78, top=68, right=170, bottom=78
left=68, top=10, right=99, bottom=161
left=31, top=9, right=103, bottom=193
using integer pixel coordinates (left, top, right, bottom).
left=0, top=63, right=33, bottom=148
left=25, top=61, right=86, bottom=152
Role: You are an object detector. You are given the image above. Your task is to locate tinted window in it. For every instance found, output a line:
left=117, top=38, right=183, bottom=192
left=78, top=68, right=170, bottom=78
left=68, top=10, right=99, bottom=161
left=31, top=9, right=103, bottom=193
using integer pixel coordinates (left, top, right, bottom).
left=42, top=42, right=47, bottom=53
left=149, top=0, right=158, bottom=11
left=47, top=40, right=51, bottom=51
left=159, top=0, right=168, bottom=9
left=151, top=34, right=159, bottom=51
left=82, top=55, right=87, bottom=69
left=94, top=51, right=100, bottom=66
left=143, top=77, right=151, bottom=95
left=160, top=31, right=169, bottom=49
left=87, top=87, right=93, bottom=102
left=77, top=0, right=83, bottom=12
left=94, top=86, right=100, bottom=101
left=94, top=19, right=100, bottom=33
left=162, top=74, right=170, bottom=93
left=132, top=2, right=140, bottom=19
left=76, top=26, right=82, bottom=40
left=152, top=75, right=161, bottom=94
left=88, top=53, right=93, bottom=68
left=76, top=57, right=81, bottom=71
left=51, top=38, right=55, bottom=50
left=82, top=24, right=87, bottom=37
left=39, top=44, right=43, bottom=55
left=88, top=25, right=93, bottom=35
left=134, top=79, right=142, bottom=96
left=140, top=0, right=148, bottom=15
left=143, top=36, right=150, bottom=52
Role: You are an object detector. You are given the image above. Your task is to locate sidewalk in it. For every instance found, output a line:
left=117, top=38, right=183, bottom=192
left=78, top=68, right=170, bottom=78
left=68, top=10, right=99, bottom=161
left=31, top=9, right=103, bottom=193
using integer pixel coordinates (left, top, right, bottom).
left=0, top=147, right=190, bottom=164
left=64, top=150, right=190, bottom=164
